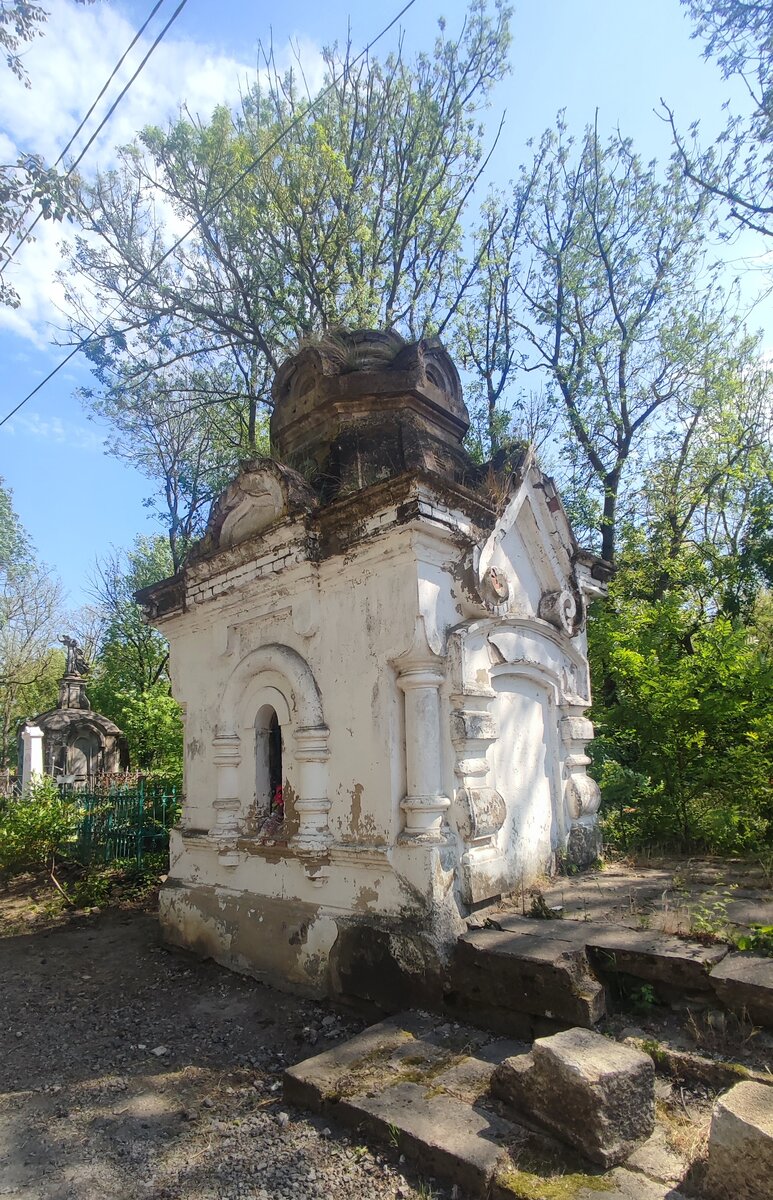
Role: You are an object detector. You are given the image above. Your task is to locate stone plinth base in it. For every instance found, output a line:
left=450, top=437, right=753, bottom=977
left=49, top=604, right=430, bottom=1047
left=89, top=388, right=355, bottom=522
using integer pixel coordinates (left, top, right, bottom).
left=159, top=880, right=338, bottom=997
left=159, top=877, right=456, bottom=1010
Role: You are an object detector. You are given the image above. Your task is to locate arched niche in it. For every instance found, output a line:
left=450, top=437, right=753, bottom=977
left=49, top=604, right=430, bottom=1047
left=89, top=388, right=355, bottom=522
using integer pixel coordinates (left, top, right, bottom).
left=68, top=732, right=101, bottom=781
left=221, top=643, right=324, bottom=734
left=252, top=687, right=292, bottom=817
left=215, top=644, right=330, bottom=853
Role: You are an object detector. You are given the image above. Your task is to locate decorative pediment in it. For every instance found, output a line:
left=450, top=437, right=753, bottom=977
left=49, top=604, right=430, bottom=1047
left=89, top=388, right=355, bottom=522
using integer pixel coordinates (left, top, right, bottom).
left=191, top=459, right=316, bottom=558
left=471, top=449, right=587, bottom=635
left=449, top=618, right=591, bottom=707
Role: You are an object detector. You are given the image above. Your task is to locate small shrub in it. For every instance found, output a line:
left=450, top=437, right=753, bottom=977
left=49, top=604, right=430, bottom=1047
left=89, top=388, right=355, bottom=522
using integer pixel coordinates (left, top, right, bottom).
left=0, top=777, right=78, bottom=876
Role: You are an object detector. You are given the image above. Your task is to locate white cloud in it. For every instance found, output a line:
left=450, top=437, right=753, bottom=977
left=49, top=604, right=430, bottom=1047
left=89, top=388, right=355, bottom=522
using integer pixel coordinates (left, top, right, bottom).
left=0, top=0, right=324, bottom=342
left=4, top=408, right=105, bottom=451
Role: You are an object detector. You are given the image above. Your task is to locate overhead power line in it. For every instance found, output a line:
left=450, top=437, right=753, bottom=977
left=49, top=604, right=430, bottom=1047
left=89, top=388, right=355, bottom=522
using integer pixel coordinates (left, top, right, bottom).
left=0, top=0, right=187, bottom=275
left=0, top=0, right=418, bottom=431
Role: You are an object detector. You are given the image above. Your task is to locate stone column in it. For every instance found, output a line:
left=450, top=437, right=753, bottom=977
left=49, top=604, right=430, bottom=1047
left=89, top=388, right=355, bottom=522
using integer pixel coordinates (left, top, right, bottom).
left=20, top=723, right=44, bottom=790
left=209, top=731, right=242, bottom=867
left=394, top=618, right=450, bottom=841
left=292, top=725, right=331, bottom=852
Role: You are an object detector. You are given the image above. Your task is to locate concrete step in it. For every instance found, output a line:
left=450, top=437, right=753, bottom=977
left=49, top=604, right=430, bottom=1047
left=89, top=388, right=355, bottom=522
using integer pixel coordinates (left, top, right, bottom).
left=283, top=1013, right=691, bottom=1200
left=462, top=915, right=773, bottom=1029
left=451, top=923, right=606, bottom=1033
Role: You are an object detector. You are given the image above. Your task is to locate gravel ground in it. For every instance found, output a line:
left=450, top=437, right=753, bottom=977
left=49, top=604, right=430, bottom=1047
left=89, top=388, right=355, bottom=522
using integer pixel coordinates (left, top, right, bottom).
left=0, top=883, right=462, bottom=1200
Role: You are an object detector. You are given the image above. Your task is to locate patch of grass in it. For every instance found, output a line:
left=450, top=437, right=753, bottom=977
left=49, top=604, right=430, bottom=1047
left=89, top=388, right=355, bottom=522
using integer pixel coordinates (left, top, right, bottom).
left=496, top=1140, right=615, bottom=1200
left=655, top=1097, right=710, bottom=1162
left=684, top=1006, right=760, bottom=1057
left=326, top=1033, right=416, bottom=1100
left=639, top=1037, right=670, bottom=1068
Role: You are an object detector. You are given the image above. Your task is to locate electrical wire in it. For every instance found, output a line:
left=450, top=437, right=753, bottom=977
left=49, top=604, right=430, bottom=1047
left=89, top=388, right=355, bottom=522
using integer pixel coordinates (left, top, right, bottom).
left=0, top=1, right=187, bottom=275
left=0, top=0, right=418, bottom=430
left=0, top=1, right=168, bottom=263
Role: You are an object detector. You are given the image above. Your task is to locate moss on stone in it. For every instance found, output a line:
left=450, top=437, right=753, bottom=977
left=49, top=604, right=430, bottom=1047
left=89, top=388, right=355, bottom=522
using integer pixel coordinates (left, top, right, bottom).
left=495, top=1164, right=614, bottom=1199
left=718, top=1060, right=750, bottom=1078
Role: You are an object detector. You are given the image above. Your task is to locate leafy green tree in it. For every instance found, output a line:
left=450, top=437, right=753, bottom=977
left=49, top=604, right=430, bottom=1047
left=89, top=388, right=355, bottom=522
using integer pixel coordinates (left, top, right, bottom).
left=0, top=478, right=62, bottom=768
left=670, top=1, right=773, bottom=238
left=459, top=118, right=735, bottom=563
left=637, top=341, right=773, bottom=609
left=589, top=552, right=773, bottom=853
left=0, top=1, right=93, bottom=306
left=81, top=367, right=261, bottom=570
left=87, top=535, right=182, bottom=784
left=0, top=474, right=30, bottom=575
left=89, top=536, right=173, bottom=695
left=0, top=774, right=78, bottom=878
left=62, top=2, right=511, bottom=528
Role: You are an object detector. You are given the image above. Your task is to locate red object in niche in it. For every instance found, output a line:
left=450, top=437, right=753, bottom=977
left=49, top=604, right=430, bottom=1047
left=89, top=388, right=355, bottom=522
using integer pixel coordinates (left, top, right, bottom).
left=272, top=783, right=284, bottom=814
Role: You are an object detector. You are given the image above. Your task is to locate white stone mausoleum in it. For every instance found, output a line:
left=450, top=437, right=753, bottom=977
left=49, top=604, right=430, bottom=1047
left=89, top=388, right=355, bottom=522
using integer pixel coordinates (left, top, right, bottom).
left=138, top=331, right=608, bottom=1004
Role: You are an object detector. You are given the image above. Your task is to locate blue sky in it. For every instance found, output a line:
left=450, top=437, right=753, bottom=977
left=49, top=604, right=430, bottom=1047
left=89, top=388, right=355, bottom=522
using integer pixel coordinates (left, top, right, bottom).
left=0, top=0, right=763, bottom=608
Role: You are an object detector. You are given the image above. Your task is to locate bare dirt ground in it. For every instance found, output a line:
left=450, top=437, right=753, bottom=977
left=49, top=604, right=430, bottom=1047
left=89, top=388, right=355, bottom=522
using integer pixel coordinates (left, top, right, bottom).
left=0, top=877, right=458, bottom=1200
left=3, top=857, right=772, bottom=1200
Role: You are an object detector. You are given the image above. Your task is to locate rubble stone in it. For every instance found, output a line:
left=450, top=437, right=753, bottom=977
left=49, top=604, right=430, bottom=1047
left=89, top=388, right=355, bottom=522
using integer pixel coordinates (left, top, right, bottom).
left=703, top=1080, right=773, bottom=1200
left=709, top=954, right=773, bottom=1029
left=492, top=1027, right=655, bottom=1167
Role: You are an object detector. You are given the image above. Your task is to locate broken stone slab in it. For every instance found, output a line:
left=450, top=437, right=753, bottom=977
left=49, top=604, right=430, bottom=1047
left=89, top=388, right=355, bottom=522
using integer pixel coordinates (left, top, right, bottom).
left=709, top=953, right=773, bottom=1028
left=702, top=1080, right=773, bottom=1200
left=427, top=1038, right=527, bottom=1104
left=338, top=1080, right=513, bottom=1196
left=492, top=1027, right=655, bottom=1167
left=283, top=1012, right=506, bottom=1111
left=453, top=926, right=606, bottom=1029
left=624, top=1124, right=689, bottom=1186
left=494, top=914, right=728, bottom=995
left=585, top=925, right=728, bottom=996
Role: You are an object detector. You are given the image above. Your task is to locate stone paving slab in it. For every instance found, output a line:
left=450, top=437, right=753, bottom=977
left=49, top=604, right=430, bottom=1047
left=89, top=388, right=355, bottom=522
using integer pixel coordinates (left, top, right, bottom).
left=284, top=1013, right=699, bottom=1199
left=473, top=914, right=773, bottom=1029
left=283, top=1012, right=437, bottom=1110
left=338, top=1080, right=512, bottom=1196
left=489, top=915, right=727, bottom=993
left=501, top=859, right=773, bottom=941
left=624, top=1035, right=773, bottom=1090
left=585, top=925, right=728, bottom=994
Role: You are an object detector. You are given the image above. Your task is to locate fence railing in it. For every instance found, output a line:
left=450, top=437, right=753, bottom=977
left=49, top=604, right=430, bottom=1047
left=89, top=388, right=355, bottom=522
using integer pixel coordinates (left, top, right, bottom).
left=69, top=782, right=179, bottom=867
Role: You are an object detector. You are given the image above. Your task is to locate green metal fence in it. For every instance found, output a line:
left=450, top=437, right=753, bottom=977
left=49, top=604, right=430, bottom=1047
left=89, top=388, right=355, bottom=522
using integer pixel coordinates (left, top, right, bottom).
left=71, top=782, right=179, bottom=867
